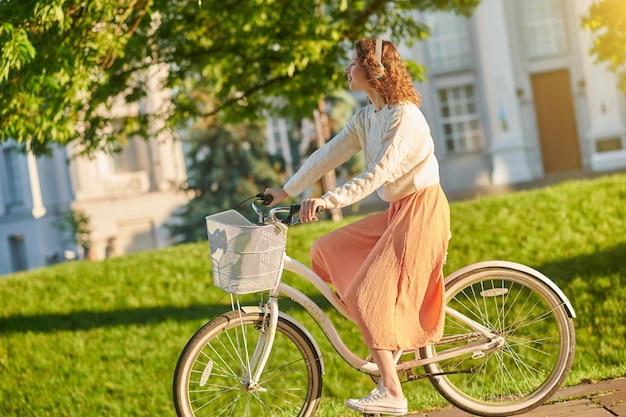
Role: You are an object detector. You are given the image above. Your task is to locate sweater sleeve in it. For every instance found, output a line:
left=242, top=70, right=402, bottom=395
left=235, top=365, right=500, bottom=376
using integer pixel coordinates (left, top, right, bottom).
left=283, top=112, right=362, bottom=197
left=322, top=104, right=435, bottom=209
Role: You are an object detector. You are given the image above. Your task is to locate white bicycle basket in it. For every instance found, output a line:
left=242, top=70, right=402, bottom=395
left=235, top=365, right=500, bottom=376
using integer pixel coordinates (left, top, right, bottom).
left=206, top=210, right=287, bottom=294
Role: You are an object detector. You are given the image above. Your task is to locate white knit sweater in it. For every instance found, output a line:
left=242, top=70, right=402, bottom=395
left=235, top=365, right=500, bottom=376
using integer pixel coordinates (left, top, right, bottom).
left=284, top=102, right=441, bottom=209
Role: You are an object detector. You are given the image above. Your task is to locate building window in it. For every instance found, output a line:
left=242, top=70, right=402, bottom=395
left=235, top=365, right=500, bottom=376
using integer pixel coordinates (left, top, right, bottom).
left=426, top=11, right=472, bottom=74
left=437, top=85, right=484, bottom=154
left=266, top=117, right=289, bottom=156
left=3, top=146, right=25, bottom=207
left=521, top=0, right=568, bottom=59
left=9, top=234, right=28, bottom=272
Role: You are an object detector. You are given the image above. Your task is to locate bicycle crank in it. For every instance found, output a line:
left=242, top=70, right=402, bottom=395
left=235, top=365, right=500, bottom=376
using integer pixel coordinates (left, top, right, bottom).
left=406, top=368, right=473, bottom=381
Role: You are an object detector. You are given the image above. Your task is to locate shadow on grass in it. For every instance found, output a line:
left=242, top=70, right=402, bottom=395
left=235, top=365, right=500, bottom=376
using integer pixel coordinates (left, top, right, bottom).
left=8, top=242, right=622, bottom=336
left=0, top=303, right=230, bottom=334
left=534, top=242, right=626, bottom=286
left=0, top=292, right=336, bottom=335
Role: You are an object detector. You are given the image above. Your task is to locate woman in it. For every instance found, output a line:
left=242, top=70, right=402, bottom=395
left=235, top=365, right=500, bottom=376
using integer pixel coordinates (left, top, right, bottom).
left=264, top=38, right=450, bottom=416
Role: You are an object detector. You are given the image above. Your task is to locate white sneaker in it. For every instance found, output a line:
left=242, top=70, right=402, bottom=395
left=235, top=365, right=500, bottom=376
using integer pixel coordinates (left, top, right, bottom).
left=345, top=387, right=408, bottom=415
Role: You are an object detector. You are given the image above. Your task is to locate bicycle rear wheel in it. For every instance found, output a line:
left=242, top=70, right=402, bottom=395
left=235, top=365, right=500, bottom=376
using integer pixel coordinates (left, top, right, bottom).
left=421, top=266, right=575, bottom=416
left=173, top=310, right=323, bottom=417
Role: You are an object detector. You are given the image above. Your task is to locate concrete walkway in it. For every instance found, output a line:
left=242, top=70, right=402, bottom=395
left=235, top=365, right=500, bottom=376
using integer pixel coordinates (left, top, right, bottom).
left=407, top=378, right=626, bottom=417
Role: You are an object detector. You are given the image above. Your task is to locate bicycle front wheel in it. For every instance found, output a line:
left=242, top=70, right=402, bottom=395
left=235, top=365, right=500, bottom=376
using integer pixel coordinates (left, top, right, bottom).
left=173, top=310, right=323, bottom=417
left=422, top=266, right=575, bottom=416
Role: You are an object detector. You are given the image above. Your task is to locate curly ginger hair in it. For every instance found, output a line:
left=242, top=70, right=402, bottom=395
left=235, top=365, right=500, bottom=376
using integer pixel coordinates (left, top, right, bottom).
left=354, top=38, right=421, bottom=108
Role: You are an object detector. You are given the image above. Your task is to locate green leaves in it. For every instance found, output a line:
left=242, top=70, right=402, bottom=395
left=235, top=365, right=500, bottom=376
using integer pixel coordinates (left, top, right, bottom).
left=0, top=23, right=36, bottom=83
left=1, top=0, right=480, bottom=155
left=581, top=0, right=626, bottom=92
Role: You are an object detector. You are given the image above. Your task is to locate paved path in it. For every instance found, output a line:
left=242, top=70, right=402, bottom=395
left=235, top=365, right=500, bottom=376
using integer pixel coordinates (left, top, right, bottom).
left=406, top=378, right=626, bottom=417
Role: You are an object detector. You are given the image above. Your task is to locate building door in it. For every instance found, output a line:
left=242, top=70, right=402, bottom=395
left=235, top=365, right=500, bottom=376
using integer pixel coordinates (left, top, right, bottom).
left=530, top=69, right=581, bottom=173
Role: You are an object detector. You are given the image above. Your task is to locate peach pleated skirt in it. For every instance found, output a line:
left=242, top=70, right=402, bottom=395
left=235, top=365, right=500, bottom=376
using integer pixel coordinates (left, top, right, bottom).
left=310, top=185, right=451, bottom=350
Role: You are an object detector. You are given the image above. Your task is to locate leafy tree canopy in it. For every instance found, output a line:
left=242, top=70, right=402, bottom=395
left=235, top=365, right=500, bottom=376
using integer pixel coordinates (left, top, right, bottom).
left=0, top=0, right=479, bottom=155
left=582, top=0, right=626, bottom=93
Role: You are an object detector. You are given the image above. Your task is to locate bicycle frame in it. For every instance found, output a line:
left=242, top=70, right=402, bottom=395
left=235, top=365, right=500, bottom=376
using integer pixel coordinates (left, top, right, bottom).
left=243, top=254, right=506, bottom=385
left=241, top=200, right=575, bottom=387
left=176, top=200, right=576, bottom=417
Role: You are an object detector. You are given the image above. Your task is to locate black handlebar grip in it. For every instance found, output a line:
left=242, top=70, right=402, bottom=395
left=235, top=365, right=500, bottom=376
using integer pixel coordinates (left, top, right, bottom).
left=256, top=193, right=273, bottom=205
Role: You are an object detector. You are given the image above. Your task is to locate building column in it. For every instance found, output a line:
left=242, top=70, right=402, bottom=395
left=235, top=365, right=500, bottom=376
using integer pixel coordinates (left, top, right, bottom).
left=26, top=149, right=46, bottom=219
left=474, top=0, right=534, bottom=185
left=573, top=0, right=626, bottom=172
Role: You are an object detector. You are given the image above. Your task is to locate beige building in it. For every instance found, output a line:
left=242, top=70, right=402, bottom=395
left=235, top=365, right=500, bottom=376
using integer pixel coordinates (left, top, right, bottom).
left=267, top=0, right=626, bottom=193
left=3, top=0, right=625, bottom=275
left=0, top=65, right=189, bottom=275
left=414, top=0, right=625, bottom=191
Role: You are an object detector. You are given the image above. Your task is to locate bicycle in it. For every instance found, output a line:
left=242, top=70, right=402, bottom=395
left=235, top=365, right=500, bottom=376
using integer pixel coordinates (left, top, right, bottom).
left=172, top=195, right=576, bottom=417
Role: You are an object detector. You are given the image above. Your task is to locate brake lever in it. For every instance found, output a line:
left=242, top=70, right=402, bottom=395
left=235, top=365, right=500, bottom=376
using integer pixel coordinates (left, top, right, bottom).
left=256, top=193, right=273, bottom=205
left=286, top=205, right=324, bottom=225
left=282, top=205, right=300, bottom=225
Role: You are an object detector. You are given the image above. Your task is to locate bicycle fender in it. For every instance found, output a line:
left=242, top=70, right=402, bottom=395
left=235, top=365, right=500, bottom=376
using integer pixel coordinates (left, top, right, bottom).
left=445, top=261, right=577, bottom=319
left=240, top=305, right=325, bottom=375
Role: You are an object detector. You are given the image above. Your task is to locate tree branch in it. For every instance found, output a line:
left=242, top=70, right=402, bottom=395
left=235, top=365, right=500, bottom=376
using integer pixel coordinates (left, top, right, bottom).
left=200, top=71, right=303, bottom=118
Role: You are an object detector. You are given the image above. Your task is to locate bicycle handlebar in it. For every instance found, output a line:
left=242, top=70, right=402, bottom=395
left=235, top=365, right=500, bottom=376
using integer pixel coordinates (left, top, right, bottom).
left=256, top=193, right=274, bottom=206
left=252, top=194, right=302, bottom=226
left=253, top=193, right=321, bottom=226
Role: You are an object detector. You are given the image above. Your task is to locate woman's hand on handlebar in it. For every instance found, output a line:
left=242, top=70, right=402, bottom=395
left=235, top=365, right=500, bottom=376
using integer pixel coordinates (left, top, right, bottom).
left=262, top=188, right=326, bottom=222
left=263, top=188, right=288, bottom=207
left=300, top=197, right=327, bottom=223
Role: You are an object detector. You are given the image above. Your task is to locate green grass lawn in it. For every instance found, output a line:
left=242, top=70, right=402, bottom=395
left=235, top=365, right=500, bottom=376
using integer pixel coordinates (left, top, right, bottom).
left=2, top=172, right=626, bottom=417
